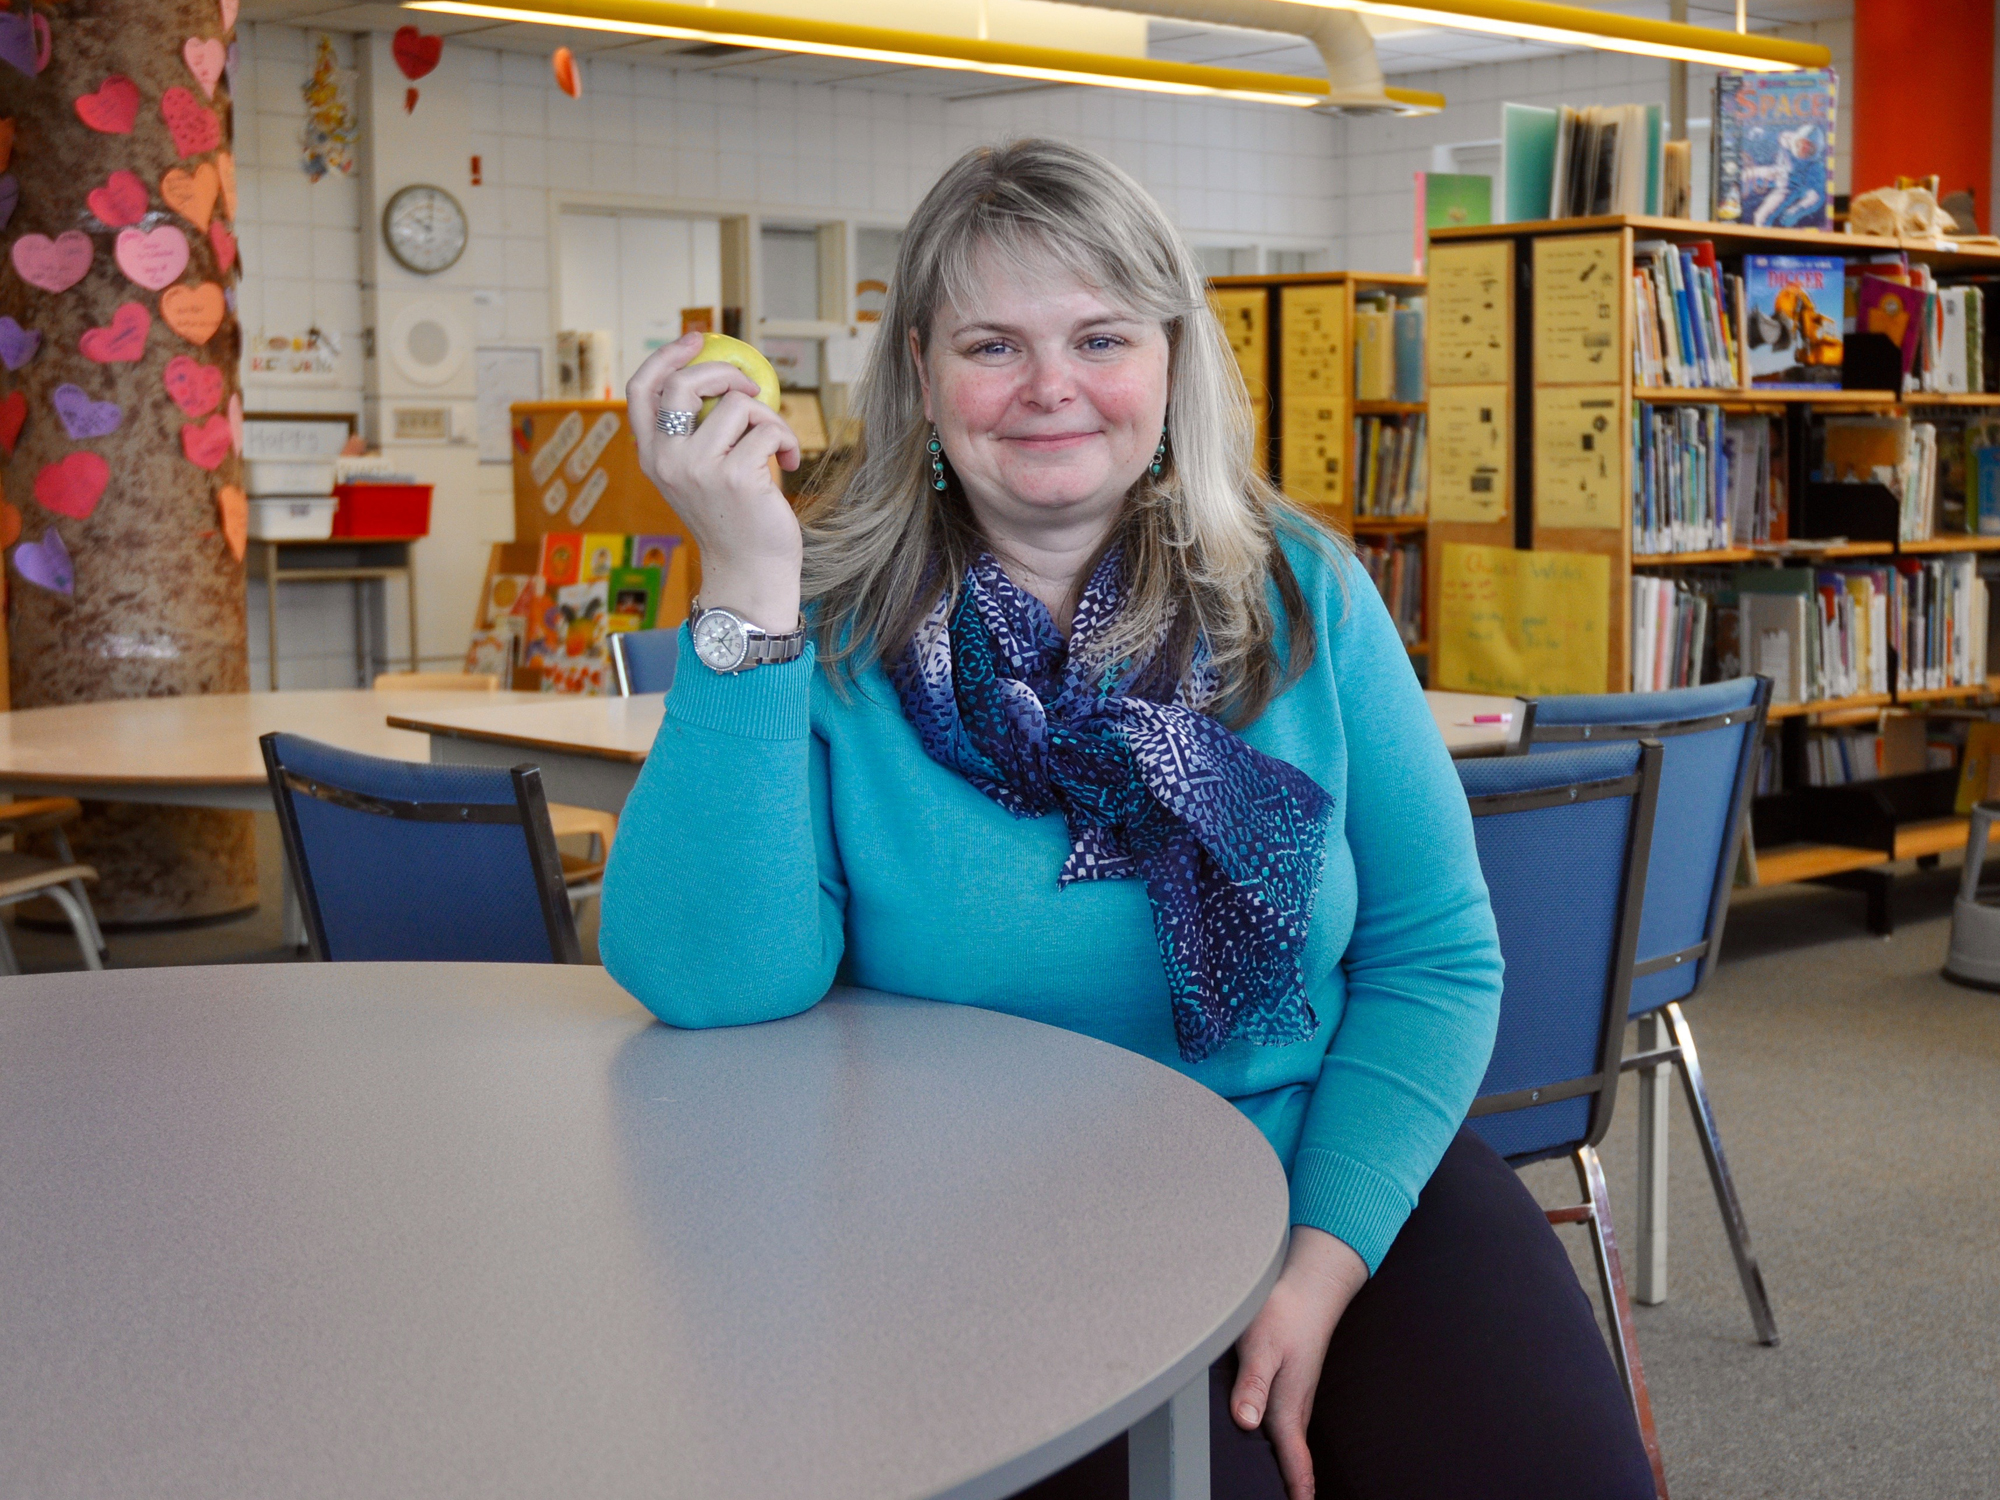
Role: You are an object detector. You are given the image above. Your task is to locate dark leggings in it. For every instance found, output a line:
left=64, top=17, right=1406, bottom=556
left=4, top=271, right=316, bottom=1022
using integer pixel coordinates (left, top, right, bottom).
left=1014, top=1128, right=1655, bottom=1500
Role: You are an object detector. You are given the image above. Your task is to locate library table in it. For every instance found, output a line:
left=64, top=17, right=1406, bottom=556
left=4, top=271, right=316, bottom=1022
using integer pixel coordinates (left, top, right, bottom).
left=394, top=688, right=1524, bottom=814
left=2, top=964, right=1288, bottom=1500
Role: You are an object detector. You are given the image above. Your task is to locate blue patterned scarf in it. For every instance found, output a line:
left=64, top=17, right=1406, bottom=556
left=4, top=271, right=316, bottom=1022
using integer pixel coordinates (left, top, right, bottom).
left=889, top=548, right=1333, bottom=1063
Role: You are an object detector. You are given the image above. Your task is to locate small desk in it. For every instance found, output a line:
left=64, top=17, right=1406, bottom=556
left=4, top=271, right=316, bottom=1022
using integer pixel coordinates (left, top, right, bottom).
left=1, top=965, right=1288, bottom=1500
left=252, top=537, right=420, bottom=690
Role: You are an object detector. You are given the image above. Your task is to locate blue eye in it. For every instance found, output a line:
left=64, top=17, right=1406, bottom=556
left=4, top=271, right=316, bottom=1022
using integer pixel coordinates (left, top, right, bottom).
left=1083, top=335, right=1127, bottom=352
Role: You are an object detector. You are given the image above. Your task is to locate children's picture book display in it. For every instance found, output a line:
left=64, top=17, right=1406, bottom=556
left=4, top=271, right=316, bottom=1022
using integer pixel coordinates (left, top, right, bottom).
left=464, top=530, right=685, bottom=693
left=1712, top=69, right=1837, bottom=230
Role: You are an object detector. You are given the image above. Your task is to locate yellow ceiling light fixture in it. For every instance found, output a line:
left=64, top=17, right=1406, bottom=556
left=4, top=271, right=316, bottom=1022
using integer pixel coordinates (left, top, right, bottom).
left=1306, top=0, right=1831, bottom=72
left=404, top=0, right=1444, bottom=110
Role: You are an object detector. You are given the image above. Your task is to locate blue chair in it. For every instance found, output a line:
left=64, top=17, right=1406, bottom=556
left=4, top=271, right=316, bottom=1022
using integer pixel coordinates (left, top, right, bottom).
left=610, top=628, right=679, bottom=695
left=1460, top=739, right=1666, bottom=1499
left=1520, top=678, right=1778, bottom=1346
left=261, top=733, right=581, bottom=964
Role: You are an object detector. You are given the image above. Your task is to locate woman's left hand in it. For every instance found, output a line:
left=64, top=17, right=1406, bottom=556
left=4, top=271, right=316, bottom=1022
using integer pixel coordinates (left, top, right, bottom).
left=1230, top=1225, right=1369, bottom=1500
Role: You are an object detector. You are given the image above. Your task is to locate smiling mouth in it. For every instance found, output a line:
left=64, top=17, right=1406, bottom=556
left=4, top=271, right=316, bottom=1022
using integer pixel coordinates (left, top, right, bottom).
left=1005, top=431, right=1100, bottom=448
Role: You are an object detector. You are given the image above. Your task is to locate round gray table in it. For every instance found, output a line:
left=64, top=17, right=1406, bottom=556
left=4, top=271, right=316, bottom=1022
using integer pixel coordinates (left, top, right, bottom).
left=1, top=965, right=1289, bottom=1500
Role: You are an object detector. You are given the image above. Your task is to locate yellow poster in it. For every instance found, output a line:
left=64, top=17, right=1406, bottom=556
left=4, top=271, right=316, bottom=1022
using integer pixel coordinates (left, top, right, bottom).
left=1533, top=386, right=1625, bottom=529
left=1279, top=283, right=1348, bottom=397
left=1533, top=234, right=1625, bottom=384
left=1437, top=543, right=1610, bottom=695
left=1211, top=287, right=1269, bottom=461
left=1430, top=384, right=1509, bottom=523
left=1428, top=239, right=1512, bottom=385
left=1280, top=400, right=1345, bottom=510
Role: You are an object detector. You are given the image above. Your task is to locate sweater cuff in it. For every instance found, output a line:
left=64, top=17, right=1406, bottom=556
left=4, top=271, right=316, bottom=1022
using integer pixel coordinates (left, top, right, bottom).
left=1288, top=1147, right=1416, bottom=1275
left=665, top=626, right=816, bottom=741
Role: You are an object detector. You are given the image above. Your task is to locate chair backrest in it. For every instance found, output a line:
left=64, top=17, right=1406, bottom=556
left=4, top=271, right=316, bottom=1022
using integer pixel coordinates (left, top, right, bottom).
left=261, top=732, right=581, bottom=964
left=609, top=628, right=679, bottom=696
left=1460, top=740, right=1662, bottom=1165
left=372, top=671, right=501, bottom=692
left=1519, top=677, right=1770, bottom=1017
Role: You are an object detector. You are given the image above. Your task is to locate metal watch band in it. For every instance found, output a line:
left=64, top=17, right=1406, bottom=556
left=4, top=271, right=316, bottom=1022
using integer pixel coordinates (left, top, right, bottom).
left=691, top=599, right=807, bottom=672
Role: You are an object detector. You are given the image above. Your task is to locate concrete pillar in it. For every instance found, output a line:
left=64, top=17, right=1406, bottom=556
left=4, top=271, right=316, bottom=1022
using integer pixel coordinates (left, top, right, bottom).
left=0, top=0, right=253, bottom=922
left=1852, top=0, right=1995, bottom=229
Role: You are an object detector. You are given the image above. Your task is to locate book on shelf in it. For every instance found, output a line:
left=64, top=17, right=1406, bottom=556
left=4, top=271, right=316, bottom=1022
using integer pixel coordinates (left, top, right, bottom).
left=1632, top=239, right=1748, bottom=389
left=1353, top=413, right=1427, bottom=517
left=1744, top=255, right=1845, bottom=388
left=1547, top=103, right=1661, bottom=218
left=1819, top=415, right=1940, bottom=541
left=1353, top=291, right=1425, bottom=402
left=1737, top=568, right=1818, bottom=704
left=1630, top=406, right=1787, bottom=553
left=1630, top=574, right=1714, bottom=692
left=1894, top=555, right=1990, bottom=691
left=1393, top=304, right=1426, bottom=402
left=1414, top=173, right=1490, bottom=271
left=1712, top=69, right=1838, bottom=230
left=1355, top=537, right=1423, bottom=645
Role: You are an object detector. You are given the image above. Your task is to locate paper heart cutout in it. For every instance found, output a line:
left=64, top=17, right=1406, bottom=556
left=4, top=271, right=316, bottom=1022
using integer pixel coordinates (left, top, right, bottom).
left=52, top=383, right=122, bottom=441
left=0, top=391, right=24, bottom=456
left=208, top=220, right=237, bottom=274
left=0, top=316, right=39, bottom=371
left=221, top=0, right=240, bottom=32
left=0, top=500, right=21, bottom=552
left=183, top=37, right=226, bottom=99
left=161, top=282, right=225, bottom=345
left=14, top=528, right=72, bottom=596
left=0, top=12, right=50, bottom=79
left=161, top=162, right=219, bottom=231
left=87, top=169, right=149, bottom=228
left=181, top=413, right=232, bottom=471
left=215, top=151, right=236, bottom=221
left=78, top=302, right=150, bottom=363
left=161, top=87, right=220, bottom=158
left=227, top=392, right=243, bottom=456
left=217, top=484, right=246, bottom=561
left=553, top=46, right=581, bottom=99
left=0, top=118, right=13, bottom=173
left=75, top=74, right=140, bottom=133
left=393, top=26, right=443, bottom=80
left=164, top=355, right=223, bottom=417
left=11, top=231, right=92, bottom=294
left=115, top=226, right=190, bottom=290
left=34, top=452, right=110, bottom=519
left=0, top=174, right=15, bottom=232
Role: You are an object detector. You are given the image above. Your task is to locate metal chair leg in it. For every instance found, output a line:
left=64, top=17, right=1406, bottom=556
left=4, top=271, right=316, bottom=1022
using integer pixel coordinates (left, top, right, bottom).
left=1662, top=1002, right=1780, bottom=1347
left=0, top=915, right=19, bottom=976
left=1572, top=1144, right=1669, bottom=1500
left=41, top=885, right=104, bottom=971
left=48, top=826, right=109, bottom=959
left=1633, top=1011, right=1671, bottom=1306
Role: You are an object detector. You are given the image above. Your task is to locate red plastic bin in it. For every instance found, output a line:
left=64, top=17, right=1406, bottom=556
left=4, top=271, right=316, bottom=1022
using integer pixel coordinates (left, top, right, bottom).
left=330, top=483, right=432, bottom=539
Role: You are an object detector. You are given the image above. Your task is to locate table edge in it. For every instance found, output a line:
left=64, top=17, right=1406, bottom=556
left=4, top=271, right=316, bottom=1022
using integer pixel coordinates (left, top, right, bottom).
left=387, top=714, right=651, bottom=764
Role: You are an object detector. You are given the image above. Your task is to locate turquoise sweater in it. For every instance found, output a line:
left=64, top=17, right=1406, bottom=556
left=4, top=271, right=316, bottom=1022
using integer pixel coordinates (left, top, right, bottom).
left=600, top=538, right=1502, bottom=1272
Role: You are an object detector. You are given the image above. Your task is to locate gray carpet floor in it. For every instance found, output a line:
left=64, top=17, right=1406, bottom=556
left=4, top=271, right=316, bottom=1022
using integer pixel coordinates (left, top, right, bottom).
left=12, top=816, right=1997, bottom=1498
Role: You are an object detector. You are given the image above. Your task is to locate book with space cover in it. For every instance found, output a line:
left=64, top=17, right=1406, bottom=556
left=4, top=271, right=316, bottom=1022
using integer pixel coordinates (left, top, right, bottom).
left=1712, top=69, right=1837, bottom=229
left=1743, top=255, right=1845, bottom=387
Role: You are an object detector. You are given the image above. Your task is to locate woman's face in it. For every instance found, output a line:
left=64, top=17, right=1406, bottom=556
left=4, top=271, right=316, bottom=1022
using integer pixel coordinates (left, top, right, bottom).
left=918, top=246, right=1169, bottom=535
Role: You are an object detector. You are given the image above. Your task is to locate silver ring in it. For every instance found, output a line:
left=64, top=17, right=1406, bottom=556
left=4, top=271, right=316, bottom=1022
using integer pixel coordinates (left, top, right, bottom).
left=655, top=408, right=697, bottom=437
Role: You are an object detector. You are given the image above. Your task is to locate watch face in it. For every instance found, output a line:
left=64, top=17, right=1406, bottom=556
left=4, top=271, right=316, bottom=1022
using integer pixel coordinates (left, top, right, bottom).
left=692, top=609, right=750, bottom=672
left=383, top=185, right=468, bottom=275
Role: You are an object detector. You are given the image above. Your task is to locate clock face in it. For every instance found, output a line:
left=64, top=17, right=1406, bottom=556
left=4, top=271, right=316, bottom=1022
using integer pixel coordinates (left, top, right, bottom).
left=383, top=185, right=468, bottom=275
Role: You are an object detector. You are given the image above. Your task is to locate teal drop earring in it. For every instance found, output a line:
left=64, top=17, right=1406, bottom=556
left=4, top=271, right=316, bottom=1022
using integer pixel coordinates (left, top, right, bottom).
left=929, top=426, right=948, bottom=491
left=1150, top=429, right=1168, bottom=480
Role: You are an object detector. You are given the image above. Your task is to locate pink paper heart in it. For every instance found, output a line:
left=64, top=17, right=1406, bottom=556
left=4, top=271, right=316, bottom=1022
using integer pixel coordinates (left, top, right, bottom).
left=164, top=355, right=223, bottom=417
left=208, top=220, right=236, bottom=274
left=115, top=226, right=189, bottom=290
left=183, top=37, right=225, bottom=99
left=79, top=302, right=151, bottom=363
left=220, top=0, right=239, bottom=31
left=13, top=528, right=73, bottom=596
left=10, top=231, right=92, bottom=293
left=87, top=168, right=149, bottom=227
left=228, top=392, right=243, bottom=456
left=74, top=74, right=140, bottom=133
left=161, top=87, right=221, bottom=158
left=34, top=452, right=110, bottom=519
left=181, top=413, right=232, bottom=470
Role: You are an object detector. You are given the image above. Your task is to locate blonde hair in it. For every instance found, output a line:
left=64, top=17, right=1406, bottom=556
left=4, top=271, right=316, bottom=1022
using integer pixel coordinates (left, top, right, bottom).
left=797, top=138, right=1339, bottom=726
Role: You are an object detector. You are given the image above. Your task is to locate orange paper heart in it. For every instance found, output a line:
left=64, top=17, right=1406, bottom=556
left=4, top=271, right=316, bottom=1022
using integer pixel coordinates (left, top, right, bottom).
left=160, top=282, right=225, bottom=345
left=161, top=162, right=219, bottom=231
left=0, top=119, right=13, bottom=175
left=214, top=150, right=235, bottom=221
left=217, top=483, right=245, bottom=561
left=0, top=497, right=20, bottom=551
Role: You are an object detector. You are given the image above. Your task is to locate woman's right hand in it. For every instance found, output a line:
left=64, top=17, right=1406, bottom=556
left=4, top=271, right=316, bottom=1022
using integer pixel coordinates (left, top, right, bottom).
left=625, top=330, right=804, bottom=632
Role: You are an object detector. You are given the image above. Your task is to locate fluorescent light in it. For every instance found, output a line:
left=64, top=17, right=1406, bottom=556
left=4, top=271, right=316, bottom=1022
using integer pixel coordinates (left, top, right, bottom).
left=1308, top=0, right=1832, bottom=71
left=406, top=0, right=1443, bottom=110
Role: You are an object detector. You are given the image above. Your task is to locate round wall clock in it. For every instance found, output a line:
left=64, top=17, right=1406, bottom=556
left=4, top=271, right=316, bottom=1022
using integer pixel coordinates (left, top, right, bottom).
left=382, top=184, right=468, bottom=275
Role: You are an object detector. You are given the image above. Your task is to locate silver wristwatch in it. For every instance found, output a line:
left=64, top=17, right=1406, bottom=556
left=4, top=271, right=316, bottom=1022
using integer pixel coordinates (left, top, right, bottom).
left=689, top=598, right=807, bottom=674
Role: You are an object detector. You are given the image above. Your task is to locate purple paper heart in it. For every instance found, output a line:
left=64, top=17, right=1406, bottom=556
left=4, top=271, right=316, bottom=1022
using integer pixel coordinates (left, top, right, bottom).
left=0, top=11, right=43, bottom=77
left=52, top=383, right=122, bottom=440
left=0, top=317, right=38, bottom=371
left=14, top=529, right=73, bottom=596
left=0, top=175, right=16, bottom=232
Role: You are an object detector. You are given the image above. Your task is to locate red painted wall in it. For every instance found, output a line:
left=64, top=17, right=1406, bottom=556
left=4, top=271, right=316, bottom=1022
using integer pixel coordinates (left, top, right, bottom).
left=1852, top=0, right=1995, bottom=229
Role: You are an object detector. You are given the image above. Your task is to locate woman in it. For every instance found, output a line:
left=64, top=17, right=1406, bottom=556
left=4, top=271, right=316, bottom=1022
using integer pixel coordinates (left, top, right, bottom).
left=602, top=139, right=1653, bottom=1500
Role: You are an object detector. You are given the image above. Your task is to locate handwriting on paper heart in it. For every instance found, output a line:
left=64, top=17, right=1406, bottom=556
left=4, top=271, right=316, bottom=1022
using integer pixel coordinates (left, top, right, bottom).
left=215, top=151, right=236, bottom=221
left=181, top=414, right=232, bottom=471
left=0, top=500, right=21, bottom=552
left=217, top=484, right=246, bottom=561
left=0, top=12, right=50, bottom=79
left=161, top=163, right=219, bottom=230
left=0, top=175, right=15, bottom=232
left=75, top=74, right=140, bottom=133
left=79, top=302, right=150, bottom=363
left=88, top=169, right=148, bottom=227
left=0, top=118, right=14, bottom=173
left=161, top=88, right=220, bottom=158
left=228, top=392, right=243, bottom=455
left=11, top=231, right=92, bottom=294
left=115, top=226, right=189, bottom=290
left=52, top=384, right=123, bottom=441
left=393, top=26, right=443, bottom=80
left=208, top=220, right=237, bottom=274
left=183, top=37, right=226, bottom=99
left=164, top=355, right=223, bottom=417
left=161, top=282, right=225, bottom=344
left=34, top=452, right=110, bottom=519
left=14, top=528, right=72, bottom=596
left=0, top=391, right=24, bottom=456
left=0, top=317, right=39, bottom=371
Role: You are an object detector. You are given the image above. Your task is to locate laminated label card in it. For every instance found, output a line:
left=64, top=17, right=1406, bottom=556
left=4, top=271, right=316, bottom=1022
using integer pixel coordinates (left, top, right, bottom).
left=1428, top=240, right=1512, bottom=386
left=1533, top=386, right=1625, bottom=529
left=1429, top=384, right=1509, bottom=523
left=1533, top=234, right=1624, bottom=385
